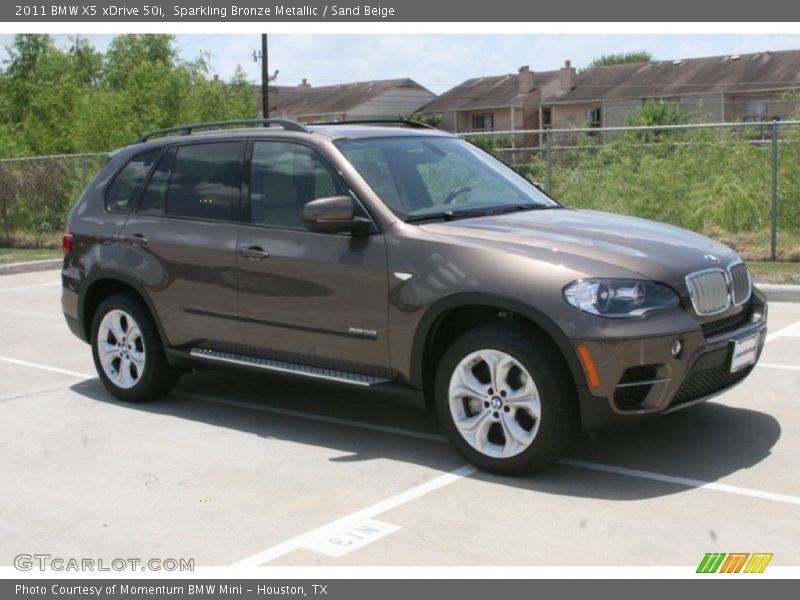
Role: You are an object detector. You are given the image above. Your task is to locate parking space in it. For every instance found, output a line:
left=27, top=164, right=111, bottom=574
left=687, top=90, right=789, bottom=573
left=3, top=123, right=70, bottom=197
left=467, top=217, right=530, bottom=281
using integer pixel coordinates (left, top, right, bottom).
left=1, top=270, right=799, bottom=567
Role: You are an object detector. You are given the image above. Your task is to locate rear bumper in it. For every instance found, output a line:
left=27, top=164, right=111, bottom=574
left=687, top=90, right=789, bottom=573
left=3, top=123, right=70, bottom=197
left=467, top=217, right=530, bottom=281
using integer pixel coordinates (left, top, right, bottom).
left=61, top=269, right=86, bottom=343
left=574, top=293, right=767, bottom=431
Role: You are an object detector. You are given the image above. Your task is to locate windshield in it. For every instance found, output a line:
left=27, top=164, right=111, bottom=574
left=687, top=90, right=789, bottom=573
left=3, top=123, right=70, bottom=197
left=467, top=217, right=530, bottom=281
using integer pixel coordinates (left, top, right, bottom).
left=335, top=136, right=558, bottom=220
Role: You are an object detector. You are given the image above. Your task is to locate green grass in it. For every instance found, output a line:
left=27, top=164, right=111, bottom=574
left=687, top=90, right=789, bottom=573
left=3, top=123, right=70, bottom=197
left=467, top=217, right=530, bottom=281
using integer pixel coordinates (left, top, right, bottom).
left=748, top=261, right=800, bottom=285
left=0, top=247, right=61, bottom=265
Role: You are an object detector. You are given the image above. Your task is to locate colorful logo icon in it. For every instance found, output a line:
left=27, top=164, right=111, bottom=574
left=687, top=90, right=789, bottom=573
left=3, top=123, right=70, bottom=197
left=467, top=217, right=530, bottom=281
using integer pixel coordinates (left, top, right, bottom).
left=697, top=552, right=773, bottom=573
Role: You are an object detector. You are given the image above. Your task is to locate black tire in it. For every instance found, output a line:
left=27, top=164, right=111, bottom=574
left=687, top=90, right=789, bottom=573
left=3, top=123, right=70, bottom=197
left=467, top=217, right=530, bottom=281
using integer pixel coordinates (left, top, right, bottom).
left=434, top=324, right=577, bottom=475
left=90, top=293, right=180, bottom=402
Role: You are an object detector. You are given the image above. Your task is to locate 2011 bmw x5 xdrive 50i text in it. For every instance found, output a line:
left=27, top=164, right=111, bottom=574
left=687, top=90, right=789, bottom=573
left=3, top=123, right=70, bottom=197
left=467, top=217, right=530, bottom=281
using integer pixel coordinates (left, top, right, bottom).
left=61, top=118, right=767, bottom=474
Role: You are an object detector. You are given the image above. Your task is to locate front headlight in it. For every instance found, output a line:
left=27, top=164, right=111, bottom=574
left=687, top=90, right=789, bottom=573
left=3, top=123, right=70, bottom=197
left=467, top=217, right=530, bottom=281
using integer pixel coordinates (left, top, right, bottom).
left=563, top=279, right=680, bottom=318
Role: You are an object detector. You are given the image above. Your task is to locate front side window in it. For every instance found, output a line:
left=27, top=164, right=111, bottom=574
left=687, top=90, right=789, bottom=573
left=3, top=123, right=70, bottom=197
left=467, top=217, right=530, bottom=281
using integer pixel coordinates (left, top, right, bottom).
left=249, top=141, right=349, bottom=230
left=105, top=149, right=160, bottom=212
left=165, top=142, right=244, bottom=221
left=336, top=136, right=557, bottom=220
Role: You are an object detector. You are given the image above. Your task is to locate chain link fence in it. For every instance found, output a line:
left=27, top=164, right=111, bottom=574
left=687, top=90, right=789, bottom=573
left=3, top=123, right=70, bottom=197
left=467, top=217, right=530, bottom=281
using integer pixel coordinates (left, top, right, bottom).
left=0, top=153, right=108, bottom=248
left=462, top=120, right=800, bottom=261
left=1, top=122, right=799, bottom=260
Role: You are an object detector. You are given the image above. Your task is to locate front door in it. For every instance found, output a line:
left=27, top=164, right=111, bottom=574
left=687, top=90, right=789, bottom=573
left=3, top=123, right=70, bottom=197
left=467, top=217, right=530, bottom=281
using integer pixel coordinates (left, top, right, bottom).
left=236, top=139, right=390, bottom=376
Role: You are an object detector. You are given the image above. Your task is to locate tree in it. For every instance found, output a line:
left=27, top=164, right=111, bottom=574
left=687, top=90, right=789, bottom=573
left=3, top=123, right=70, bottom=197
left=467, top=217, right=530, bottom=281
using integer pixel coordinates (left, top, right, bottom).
left=399, top=112, right=441, bottom=127
left=627, top=99, right=684, bottom=126
left=580, top=51, right=653, bottom=74
left=68, top=36, right=103, bottom=86
left=3, top=34, right=54, bottom=81
left=0, top=34, right=257, bottom=156
left=103, top=34, right=177, bottom=88
left=2, top=34, right=57, bottom=123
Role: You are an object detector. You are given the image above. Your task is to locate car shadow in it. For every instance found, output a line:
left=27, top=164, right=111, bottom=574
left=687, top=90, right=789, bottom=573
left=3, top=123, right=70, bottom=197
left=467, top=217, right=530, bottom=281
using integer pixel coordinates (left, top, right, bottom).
left=68, top=369, right=782, bottom=502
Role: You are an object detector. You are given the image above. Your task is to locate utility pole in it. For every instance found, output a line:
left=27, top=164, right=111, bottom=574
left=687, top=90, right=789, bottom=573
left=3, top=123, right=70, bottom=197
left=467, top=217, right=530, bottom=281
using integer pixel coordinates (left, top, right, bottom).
left=253, top=35, right=278, bottom=120
left=261, top=33, right=269, bottom=119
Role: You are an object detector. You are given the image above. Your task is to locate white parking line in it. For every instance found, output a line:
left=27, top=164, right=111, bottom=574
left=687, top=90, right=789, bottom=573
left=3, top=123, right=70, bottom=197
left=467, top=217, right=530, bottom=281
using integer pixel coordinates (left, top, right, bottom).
left=232, top=464, right=477, bottom=566
left=0, top=307, right=63, bottom=319
left=0, top=355, right=94, bottom=379
left=2, top=352, right=799, bottom=519
left=765, top=320, right=800, bottom=343
left=0, top=282, right=60, bottom=293
left=559, top=459, right=800, bottom=506
left=759, top=363, right=800, bottom=371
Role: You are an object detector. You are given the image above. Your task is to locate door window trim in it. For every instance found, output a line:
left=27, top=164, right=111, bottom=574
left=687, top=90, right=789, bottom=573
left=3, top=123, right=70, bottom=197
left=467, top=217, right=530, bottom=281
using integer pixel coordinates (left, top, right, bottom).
left=131, top=139, right=246, bottom=224
left=242, top=138, right=378, bottom=234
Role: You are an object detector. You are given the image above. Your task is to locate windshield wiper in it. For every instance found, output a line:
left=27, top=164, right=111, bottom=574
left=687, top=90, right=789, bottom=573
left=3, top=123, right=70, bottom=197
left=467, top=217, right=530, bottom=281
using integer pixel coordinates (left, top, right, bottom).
left=404, top=209, right=489, bottom=223
left=488, top=204, right=561, bottom=215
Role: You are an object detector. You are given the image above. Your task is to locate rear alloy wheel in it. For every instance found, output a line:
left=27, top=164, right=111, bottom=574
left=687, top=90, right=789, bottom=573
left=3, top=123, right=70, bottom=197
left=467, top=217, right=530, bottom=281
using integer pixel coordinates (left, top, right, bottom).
left=91, top=293, right=179, bottom=402
left=435, top=325, right=576, bottom=474
left=97, top=309, right=146, bottom=389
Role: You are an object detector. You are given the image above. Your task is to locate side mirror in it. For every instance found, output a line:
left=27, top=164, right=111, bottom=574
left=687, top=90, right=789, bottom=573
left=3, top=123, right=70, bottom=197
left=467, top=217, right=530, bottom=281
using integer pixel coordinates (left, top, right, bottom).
left=302, top=196, right=372, bottom=235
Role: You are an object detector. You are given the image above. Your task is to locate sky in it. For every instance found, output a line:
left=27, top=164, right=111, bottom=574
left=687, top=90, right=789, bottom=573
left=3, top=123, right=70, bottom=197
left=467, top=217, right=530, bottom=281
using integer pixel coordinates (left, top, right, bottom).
left=2, top=33, right=800, bottom=92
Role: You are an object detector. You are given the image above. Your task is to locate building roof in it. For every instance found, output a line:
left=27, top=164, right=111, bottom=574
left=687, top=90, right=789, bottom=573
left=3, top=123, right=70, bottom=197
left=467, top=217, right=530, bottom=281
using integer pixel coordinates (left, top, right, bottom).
left=418, top=69, right=562, bottom=113
left=269, top=78, right=433, bottom=117
left=549, top=49, right=800, bottom=104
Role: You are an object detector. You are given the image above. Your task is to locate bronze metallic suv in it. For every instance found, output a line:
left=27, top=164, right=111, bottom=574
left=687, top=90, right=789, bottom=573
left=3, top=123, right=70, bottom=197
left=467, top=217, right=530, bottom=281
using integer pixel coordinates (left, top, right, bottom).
left=61, top=118, right=767, bottom=474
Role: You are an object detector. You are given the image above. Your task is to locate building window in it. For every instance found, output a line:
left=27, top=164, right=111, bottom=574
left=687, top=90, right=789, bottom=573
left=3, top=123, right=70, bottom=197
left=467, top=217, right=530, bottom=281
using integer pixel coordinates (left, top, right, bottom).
left=472, top=113, right=494, bottom=131
left=586, top=107, right=602, bottom=128
left=743, top=100, right=768, bottom=123
left=541, top=107, right=552, bottom=128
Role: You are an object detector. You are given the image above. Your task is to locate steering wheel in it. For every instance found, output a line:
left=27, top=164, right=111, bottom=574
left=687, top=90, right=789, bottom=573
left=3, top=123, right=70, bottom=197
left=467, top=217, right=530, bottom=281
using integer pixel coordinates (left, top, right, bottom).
left=442, top=186, right=473, bottom=205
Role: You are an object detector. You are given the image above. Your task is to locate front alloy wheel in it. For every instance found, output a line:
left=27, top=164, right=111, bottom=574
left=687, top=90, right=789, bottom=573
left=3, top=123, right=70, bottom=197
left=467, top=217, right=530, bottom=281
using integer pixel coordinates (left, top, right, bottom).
left=448, top=349, right=541, bottom=458
left=435, top=325, right=576, bottom=474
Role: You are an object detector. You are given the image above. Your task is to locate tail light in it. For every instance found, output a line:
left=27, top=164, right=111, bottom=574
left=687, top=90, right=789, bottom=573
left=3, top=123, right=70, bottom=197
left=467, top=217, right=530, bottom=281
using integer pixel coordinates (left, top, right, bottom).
left=62, top=225, right=74, bottom=256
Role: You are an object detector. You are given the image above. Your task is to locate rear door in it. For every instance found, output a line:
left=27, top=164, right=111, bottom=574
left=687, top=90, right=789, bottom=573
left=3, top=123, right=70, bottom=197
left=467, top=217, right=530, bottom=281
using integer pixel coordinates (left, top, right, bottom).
left=236, top=139, right=391, bottom=376
left=119, top=140, right=244, bottom=348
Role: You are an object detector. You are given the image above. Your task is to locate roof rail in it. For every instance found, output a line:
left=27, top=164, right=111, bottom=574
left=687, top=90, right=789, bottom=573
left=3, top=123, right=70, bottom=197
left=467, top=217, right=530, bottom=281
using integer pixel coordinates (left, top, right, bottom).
left=308, top=119, right=438, bottom=130
left=136, top=118, right=309, bottom=143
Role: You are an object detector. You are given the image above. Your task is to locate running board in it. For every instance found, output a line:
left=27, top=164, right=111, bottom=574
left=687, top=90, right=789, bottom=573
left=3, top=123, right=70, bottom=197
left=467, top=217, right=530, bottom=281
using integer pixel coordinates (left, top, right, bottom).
left=189, top=348, right=390, bottom=387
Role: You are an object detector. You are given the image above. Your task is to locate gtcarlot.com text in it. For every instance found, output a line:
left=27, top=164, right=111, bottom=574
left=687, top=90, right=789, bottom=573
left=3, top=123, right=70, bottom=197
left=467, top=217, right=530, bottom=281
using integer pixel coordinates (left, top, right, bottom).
left=13, top=553, right=194, bottom=572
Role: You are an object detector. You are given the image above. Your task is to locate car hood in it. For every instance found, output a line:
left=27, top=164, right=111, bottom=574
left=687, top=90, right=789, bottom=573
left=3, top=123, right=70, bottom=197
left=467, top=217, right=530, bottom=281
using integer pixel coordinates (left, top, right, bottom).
left=419, top=208, right=739, bottom=288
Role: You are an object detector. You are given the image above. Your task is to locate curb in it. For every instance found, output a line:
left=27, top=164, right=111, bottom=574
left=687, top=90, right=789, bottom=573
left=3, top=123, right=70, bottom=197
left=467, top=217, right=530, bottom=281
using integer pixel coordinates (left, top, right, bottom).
left=757, top=283, right=800, bottom=303
left=0, top=258, right=62, bottom=276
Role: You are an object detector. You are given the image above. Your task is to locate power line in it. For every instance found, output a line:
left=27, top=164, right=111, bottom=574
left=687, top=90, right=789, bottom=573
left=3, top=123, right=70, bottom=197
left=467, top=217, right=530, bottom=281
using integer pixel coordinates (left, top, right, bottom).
left=175, top=35, right=218, bottom=50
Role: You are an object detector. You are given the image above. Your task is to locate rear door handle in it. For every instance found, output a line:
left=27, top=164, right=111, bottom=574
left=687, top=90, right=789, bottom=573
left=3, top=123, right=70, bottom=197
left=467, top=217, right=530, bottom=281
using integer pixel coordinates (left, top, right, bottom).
left=124, top=234, right=148, bottom=245
left=237, top=246, right=270, bottom=260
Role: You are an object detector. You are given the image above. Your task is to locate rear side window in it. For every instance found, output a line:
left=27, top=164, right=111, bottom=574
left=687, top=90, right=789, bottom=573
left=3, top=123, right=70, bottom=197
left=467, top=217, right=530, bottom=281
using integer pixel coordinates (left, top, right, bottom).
left=165, top=142, right=244, bottom=221
left=105, top=149, right=160, bottom=213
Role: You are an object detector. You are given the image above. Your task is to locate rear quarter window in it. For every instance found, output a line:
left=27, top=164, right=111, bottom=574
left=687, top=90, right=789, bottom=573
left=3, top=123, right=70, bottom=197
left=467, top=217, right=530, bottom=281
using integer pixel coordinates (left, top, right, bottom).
left=104, top=149, right=161, bottom=213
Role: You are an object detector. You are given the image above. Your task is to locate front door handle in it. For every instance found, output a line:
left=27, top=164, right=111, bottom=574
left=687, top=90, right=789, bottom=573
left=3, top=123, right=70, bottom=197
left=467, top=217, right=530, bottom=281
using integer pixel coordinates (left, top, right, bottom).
left=238, top=246, right=270, bottom=260
left=124, top=233, right=148, bottom=245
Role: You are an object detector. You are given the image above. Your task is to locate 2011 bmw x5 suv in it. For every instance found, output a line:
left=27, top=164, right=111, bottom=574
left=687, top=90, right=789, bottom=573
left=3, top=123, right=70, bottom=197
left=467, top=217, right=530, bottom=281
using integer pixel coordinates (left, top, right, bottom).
left=62, top=118, right=767, bottom=474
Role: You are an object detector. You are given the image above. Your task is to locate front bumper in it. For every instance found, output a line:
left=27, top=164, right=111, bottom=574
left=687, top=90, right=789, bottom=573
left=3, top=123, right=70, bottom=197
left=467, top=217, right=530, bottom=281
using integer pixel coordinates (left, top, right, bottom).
left=573, top=291, right=767, bottom=431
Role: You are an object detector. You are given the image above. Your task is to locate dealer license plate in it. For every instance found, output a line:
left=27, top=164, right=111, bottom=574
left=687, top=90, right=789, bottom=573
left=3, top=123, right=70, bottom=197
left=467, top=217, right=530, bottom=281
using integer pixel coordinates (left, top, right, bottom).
left=730, top=333, right=759, bottom=373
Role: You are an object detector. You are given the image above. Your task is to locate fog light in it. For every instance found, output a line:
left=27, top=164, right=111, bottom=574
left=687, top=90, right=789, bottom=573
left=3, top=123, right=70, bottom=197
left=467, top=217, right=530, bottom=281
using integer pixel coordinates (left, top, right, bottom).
left=671, top=339, right=683, bottom=358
